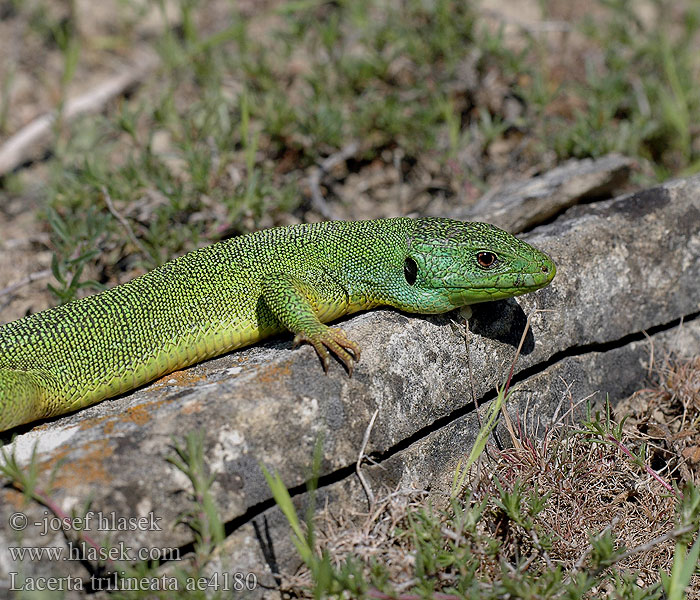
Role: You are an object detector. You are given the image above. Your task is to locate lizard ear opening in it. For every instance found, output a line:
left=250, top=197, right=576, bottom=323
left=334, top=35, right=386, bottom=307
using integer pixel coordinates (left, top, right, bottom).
left=404, top=257, right=418, bottom=285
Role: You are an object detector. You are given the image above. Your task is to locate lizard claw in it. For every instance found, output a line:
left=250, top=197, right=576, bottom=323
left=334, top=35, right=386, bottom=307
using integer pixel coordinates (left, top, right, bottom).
left=293, top=327, right=361, bottom=376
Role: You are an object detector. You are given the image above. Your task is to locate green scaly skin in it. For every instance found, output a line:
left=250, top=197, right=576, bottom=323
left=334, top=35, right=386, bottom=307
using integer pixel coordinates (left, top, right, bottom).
left=0, top=218, right=555, bottom=432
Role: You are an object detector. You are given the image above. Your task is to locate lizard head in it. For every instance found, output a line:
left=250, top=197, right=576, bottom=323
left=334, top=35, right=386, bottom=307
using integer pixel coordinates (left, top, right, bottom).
left=398, top=218, right=556, bottom=313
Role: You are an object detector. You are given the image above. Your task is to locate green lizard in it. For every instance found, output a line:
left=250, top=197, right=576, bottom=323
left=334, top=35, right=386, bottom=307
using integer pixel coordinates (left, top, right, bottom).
left=0, top=218, right=555, bottom=432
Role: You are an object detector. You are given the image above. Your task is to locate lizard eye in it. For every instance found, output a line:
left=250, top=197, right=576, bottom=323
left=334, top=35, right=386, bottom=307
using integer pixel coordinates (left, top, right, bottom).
left=404, top=257, right=418, bottom=285
left=477, top=252, right=497, bottom=269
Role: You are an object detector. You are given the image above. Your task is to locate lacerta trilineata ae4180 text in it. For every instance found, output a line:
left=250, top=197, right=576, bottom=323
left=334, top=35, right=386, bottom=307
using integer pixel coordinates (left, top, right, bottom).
left=0, top=217, right=555, bottom=432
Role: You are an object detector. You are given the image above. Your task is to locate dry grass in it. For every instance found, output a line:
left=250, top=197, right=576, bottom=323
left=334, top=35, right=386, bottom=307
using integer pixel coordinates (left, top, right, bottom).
left=280, top=352, right=700, bottom=598
left=617, top=356, right=700, bottom=487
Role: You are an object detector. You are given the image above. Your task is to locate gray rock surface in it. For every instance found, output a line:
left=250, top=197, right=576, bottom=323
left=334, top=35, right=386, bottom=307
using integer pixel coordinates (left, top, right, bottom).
left=449, top=153, right=635, bottom=232
left=1, top=172, right=698, bottom=598
left=226, top=318, right=700, bottom=596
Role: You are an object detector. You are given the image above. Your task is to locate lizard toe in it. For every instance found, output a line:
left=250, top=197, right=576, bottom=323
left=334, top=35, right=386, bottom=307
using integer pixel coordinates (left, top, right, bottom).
left=293, top=328, right=360, bottom=374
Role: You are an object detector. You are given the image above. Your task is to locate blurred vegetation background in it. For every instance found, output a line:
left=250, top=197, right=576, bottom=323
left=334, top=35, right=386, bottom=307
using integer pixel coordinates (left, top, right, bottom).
left=1, top=0, right=699, bottom=305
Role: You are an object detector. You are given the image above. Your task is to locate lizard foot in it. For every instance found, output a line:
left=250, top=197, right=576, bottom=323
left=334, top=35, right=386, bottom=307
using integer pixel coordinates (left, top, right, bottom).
left=293, top=327, right=361, bottom=376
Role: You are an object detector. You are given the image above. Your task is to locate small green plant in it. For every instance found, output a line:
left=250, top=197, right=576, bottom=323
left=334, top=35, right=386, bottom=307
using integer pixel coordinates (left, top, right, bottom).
left=167, top=431, right=225, bottom=562
left=662, top=485, right=700, bottom=600
left=44, top=206, right=106, bottom=303
left=261, top=437, right=370, bottom=598
left=451, top=378, right=509, bottom=499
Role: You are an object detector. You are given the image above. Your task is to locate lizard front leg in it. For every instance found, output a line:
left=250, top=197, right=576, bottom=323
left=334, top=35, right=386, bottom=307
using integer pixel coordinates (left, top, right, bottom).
left=259, top=273, right=361, bottom=374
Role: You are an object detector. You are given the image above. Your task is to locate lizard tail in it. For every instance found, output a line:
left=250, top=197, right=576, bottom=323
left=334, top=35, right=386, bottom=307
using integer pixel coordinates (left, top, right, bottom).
left=0, top=369, right=47, bottom=432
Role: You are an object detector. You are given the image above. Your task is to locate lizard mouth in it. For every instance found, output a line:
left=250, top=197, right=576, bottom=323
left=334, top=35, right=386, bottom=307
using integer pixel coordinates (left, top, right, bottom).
left=446, top=261, right=556, bottom=304
left=451, top=264, right=556, bottom=291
